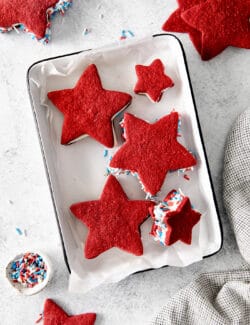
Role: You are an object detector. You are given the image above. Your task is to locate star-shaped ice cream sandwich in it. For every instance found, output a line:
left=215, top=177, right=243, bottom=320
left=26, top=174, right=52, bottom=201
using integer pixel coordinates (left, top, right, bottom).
left=109, top=112, right=197, bottom=195
left=164, top=196, right=201, bottom=245
left=182, top=0, right=250, bottom=60
left=0, top=0, right=72, bottom=42
left=43, top=299, right=96, bottom=325
left=134, top=59, right=174, bottom=102
left=149, top=190, right=201, bottom=246
left=70, top=175, right=154, bottom=259
left=48, top=64, right=132, bottom=147
left=162, top=0, right=204, bottom=53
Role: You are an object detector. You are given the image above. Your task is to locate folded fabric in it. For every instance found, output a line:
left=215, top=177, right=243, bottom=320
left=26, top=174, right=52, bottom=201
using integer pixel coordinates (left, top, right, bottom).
left=151, top=270, right=250, bottom=325
left=224, top=109, right=250, bottom=264
left=151, top=109, right=250, bottom=324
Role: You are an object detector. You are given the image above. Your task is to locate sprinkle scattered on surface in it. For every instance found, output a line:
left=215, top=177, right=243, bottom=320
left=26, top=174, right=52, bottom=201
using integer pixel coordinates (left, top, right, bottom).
left=119, top=29, right=135, bottom=40
left=83, top=27, right=91, bottom=36
left=103, top=149, right=108, bottom=157
left=35, top=313, right=43, bottom=324
left=15, top=228, right=23, bottom=235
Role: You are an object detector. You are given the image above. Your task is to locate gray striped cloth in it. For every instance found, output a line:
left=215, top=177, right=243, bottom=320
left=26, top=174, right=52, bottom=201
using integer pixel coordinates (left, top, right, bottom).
left=151, top=109, right=250, bottom=325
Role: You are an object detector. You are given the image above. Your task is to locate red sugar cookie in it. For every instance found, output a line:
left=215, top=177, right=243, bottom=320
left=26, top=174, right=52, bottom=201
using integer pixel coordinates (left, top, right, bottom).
left=0, top=0, right=72, bottom=42
left=165, top=197, right=201, bottom=245
left=134, top=59, right=174, bottom=102
left=150, top=190, right=201, bottom=246
left=110, top=112, right=197, bottom=196
left=43, top=299, right=96, bottom=325
left=182, top=0, right=250, bottom=60
left=47, top=64, right=132, bottom=147
left=162, top=0, right=205, bottom=53
left=70, top=175, right=154, bottom=259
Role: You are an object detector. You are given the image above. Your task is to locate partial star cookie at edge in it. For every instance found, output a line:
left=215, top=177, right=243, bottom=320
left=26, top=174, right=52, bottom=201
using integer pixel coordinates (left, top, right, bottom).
left=48, top=64, right=132, bottom=147
left=162, top=0, right=205, bottom=54
left=165, top=197, right=201, bottom=245
left=70, top=175, right=154, bottom=259
left=182, top=0, right=250, bottom=60
left=0, top=0, right=68, bottom=40
left=110, top=112, right=197, bottom=196
left=43, top=299, right=96, bottom=325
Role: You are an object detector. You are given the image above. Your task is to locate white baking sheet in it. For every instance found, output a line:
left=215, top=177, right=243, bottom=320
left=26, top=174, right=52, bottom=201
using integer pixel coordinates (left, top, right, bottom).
left=27, top=35, right=222, bottom=293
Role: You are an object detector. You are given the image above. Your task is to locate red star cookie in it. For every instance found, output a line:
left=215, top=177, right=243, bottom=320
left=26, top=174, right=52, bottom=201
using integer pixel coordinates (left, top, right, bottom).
left=0, top=0, right=72, bottom=41
left=48, top=64, right=132, bottom=147
left=70, top=175, right=154, bottom=259
left=164, top=197, right=201, bottom=245
left=182, top=0, right=250, bottom=60
left=110, top=112, right=196, bottom=195
left=134, top=59, right=174, bottom=102
left=149, top=190, right=201, bottom=245
left=162, top=0, right=205, bottom=53
left=43, top=299, right=96, bottom=325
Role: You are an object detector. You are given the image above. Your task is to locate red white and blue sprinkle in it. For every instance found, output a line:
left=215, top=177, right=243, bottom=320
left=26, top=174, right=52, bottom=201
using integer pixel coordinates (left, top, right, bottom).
left=119, top=30, right=135, bottom=40
left=15, top=227, right=23, bottom=235
left=35, top=313, right=43, bottom=324
left=103, top=149, right=108, bottom=157
left=10, top=252, right=47, bottom=288
left=82, top=27, right=91, bottom=36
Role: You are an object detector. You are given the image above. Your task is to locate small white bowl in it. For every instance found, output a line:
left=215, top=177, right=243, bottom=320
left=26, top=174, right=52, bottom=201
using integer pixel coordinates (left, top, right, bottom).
left=5, top=251, right=53, bottom=295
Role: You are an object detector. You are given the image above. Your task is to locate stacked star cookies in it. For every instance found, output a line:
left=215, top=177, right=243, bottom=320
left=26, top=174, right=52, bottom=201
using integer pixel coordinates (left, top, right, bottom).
left=47, top=57, right=202, bottom=259
left=163, top=0, right=250, bottom=60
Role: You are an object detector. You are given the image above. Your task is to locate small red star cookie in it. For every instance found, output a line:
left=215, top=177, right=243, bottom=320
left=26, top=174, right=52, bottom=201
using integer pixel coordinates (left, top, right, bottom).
left=70, top=175, right=154, bottom=259
left=164, top=197, right=201, bottom=245
left=182, top=0, right=250, bottom=60
left=162, top=0, right=205, bottom=53
left=48, top=64, right=132, bottom=147
left=110, top=112, right=196, bottom=195
left=134, top=59, right=174, bottom=102
left=149, top=190, right=201, bottom=245
left=43, top=299, right=96, bottom=325
left=0, top=0, right=72, bottom=42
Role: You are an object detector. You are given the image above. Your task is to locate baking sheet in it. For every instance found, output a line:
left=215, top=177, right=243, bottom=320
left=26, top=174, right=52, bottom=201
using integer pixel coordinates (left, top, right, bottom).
left=27, top=34, right=222, bottom=293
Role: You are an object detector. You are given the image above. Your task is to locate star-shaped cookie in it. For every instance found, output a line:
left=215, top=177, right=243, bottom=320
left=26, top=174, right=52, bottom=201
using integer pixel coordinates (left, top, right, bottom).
left=0, top=0, right=72, bottom=41
left=43, top=299, right=96, bottom=325
left=164, top=197, right=201, bottom=245
left=149, top=190, right=201, bottom=246
left=162, top=0, right=205, bottom=53
left=110, top=112, right=197, bottom=195
left=134, top=59, right=174, bottom=102
left=182, top=0, right=250, bottom=60
left=70, top=175, right=154, bottom=259
left=48, top=64, right=132, bottom=147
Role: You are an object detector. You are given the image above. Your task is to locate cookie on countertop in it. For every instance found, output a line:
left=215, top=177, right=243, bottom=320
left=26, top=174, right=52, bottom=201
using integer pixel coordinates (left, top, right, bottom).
left=0, top=0, right=73, bottom=43
left=163, top=0, right=250, bottom=60
left=182, top=0, right=250, bottom=60
left=70, top=175, right=154, bottom=259
left=162, top=0, right=204, bottom=54
left=43, top=299, right=96, bottom=325
left=48, top=64, right=132, bottom=148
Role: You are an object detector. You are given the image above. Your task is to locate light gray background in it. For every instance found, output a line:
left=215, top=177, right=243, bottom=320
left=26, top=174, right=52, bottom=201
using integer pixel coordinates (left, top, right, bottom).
left=0, top=1, right=249, bottom=324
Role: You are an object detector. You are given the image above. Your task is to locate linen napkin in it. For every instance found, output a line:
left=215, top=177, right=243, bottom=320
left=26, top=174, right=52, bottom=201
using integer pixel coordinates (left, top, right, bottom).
left=151, top=109, right=250, bottom=325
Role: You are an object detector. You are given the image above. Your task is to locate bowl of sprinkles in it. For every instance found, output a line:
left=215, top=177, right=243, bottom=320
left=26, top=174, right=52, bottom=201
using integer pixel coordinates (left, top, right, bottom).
left=6, top=251, right=52, bottom=295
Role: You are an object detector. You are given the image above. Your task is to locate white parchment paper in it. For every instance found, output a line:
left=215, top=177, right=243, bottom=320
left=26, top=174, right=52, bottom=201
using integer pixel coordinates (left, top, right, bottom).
left=28, top=35, right=221, bottom=293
